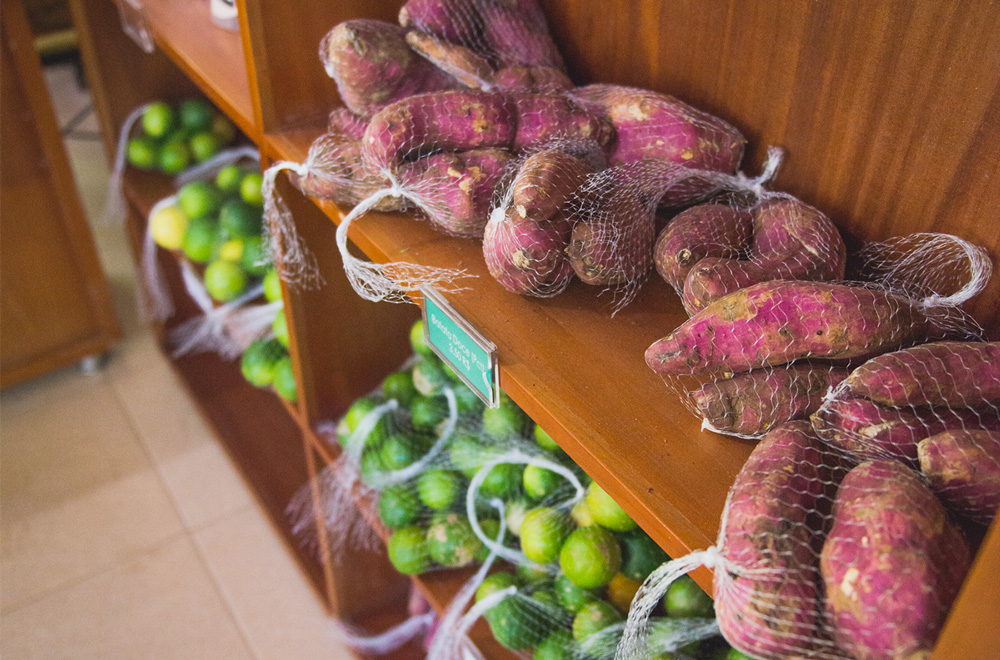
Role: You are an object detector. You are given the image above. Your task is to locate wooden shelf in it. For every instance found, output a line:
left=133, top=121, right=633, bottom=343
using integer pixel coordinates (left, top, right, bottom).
left=264, top=125, right=750, bottom=592
left=137, top=0, right=258, bottom=142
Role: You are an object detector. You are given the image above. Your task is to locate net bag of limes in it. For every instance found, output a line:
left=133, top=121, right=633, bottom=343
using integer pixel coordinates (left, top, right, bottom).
left=618, top=234, right=997, bottom=660
left=645, top=232, right=993, bottom=441
left=142, top=148, right=273, bottom=353
left=102, top=98, right=239, bottom=226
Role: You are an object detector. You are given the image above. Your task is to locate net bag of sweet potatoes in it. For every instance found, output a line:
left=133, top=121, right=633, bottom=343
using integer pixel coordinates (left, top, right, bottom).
left=619, top=231, right=998, bottom=659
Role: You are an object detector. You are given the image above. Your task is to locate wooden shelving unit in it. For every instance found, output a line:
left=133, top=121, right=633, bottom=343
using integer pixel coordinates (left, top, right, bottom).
left=71, top=0, right=1000, bottom=658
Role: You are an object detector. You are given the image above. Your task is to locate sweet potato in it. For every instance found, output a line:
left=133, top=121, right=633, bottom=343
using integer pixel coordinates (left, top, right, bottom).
left=492, top=65, right=572, bottom=93
left=288, top=133, right=403, bottom=212
left=918, top=428, right=1000, bottom=525
left=653, top=203, right=753, bottom=291
left=480, top=7, right=565, bottom=70
left=715, top=421, right=828, bottom=659
left=398, top=0, right=482, bottom=43
left=846, top=340, right=1000, bottom=409
left=509, top=150, right=592, bottom=223
left=508, top=93, right=611, bottom=151
left=692, top=364, right=849, bottom=437
left=645, top=281, right=957, bottom=376
left=565, top=197, right=654, bottom=286
left=682, top=199, right=848, bottom=313
left=327, top=107, right=369, bottom=140
left=405, top=30, right=495, bottom=89
left=568, top=84, right=745, bottom=204
left=322, top=20, right=455, bottom=118
left=810, top=397, right=1000, bottom=467
left=362, top=90, right=515, bottom=169
left=483, top=211, right=574, bottom=295
left=399, top=148, right=514, bottom=237
left=821, top=460, right=971, bottom=660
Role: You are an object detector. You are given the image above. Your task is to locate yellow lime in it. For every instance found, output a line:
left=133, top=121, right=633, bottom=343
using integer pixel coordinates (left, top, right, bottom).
left=607, top=573, right=642, bottom=612
left=263, top=268, right=282, bottom=303
left=150, top=204, right=189, bottom=250
left=218, top=238, right=244, bottom=262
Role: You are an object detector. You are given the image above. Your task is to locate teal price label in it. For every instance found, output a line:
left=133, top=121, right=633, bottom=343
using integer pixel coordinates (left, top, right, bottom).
left=420, top=285, right=499, bottom=408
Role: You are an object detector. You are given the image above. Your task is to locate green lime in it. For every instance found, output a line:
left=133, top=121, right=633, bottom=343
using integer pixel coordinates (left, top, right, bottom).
left=519, top=507, right=572, bottom=564
left=382, top=371, right=418, bottom=407
left=178, top=181, right=222, bottom=219
left=204, top=259, right=248, bottom=302
left=476, top=572, right=518, bottom=603
left=449, top=434, right=496, bottom=479
left=142, top=101, right=175, bottom=138
left=487, top=594, right=552, bottom=650
left=555, top=573, right=599, bottom=613
left=479, top=462, right=522, bottom=499
left=409, top=319, right=435, bottom=358
left=523, top=464, right=563, bottom=500
left=263, top=268, right=282, bottom=302
left=272, top=309, right=289, bottom=348
left=412, top=356, right=449, bottom=396
left=158, top=140, right=192, bottom=174
left=426, top=511, right=484, bottom=568
left=570, top=498, right=596, bottom=528
left=453, top=386, right=485, bottom=415
left=240, top=338, right=285, bottom=387
left=219, top=199, right=262, bottom=239
left=531, top=589, right=571, bottom=623
left=534, top=629, right=574, bottom=660
left=648, top=621, right=708, bottom=659
left=378, top=484, right=424, bottom=531
left=483, top=394, right=529, bottom=440
left=182, top=217, right=220, bottom=263
left=179, top=98, right=214, bottom=132
left=379, top=433, right=420, bottom=470
left=126, top=135, right=159, bottom=169
left=345, top=395, right=385, bottom=433
left=360, top=448, right=386, bottom=485
left=663, top=575, right=714, bottom=619
left=515, top=562, right=551, bottom=585
left=534, top=424, right=561, bottom=453
left=212, top=113, right=237, bottom=144
left=240, top=172, right=264, bottom=206
left=272, top=355, right=296, bottom=402
left=409, top=395, right=448, bottom=432
left=620, top=532, right=668, bottom=582
left=572, top=600, right=623, bottom=644
left=585, top=482, right=637, bottom=532
left=215, top=164, right=244, bottom=193
left=504, top=498, right=531, bottom=537
left=240, top=236, right=269, bottom=277
left=189, top=130, right=222, bottom=163
left=559, top=527, right=622, bottom=589
left=416, top=469, right=463, bottom=511
left=387, top=526, right=431, bottom=575
left=150, top=204, right=189, bottom=250
left=476, top=518, right=502, bottom=561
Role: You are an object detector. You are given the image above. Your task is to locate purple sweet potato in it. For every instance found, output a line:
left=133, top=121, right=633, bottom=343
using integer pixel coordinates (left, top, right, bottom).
left=362, top=90, right=515, bottom=170
left=565, top=197, right=654, bottom=286
left=715, top=421, right=828, bottom=659
left=327, top=107, right=369, bottom=140
left=480, top=6, right=565, bottom=70
left=653, top=203, right=753, bottom=292
left=810, top=397, right=1000, bottom=467
left=568, top=84, right=745, bottom=204
left=398, top=0, right=482, bottom=43
left=919, top=428, right=1000, bottom=525
left=399, top=148, right=514, bottom=237
left=692, top=365, right=849, bottom=437
left=288, top=133, right=403, bottom=212
left=509, top=150, right=592, bottom=223
left=682, top=199, right=848, bottom=313
left=821, top=460, right=971, bottom=660
left=322, top=20, right=456, bottom=118
left=508, top=93, right=612, bottom=151
left=491, top=65, right=572, bottom=93
left=846, top=340, right=1000, bottom=409
left=645, top=281, right=958, bottom=376
left=405, top=30, right=495, bottom=89
left=483, top=211, right=574, bottom=295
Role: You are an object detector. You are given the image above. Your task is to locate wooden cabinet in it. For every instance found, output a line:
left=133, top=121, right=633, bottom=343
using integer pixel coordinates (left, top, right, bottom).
left=70, top=0, right=1000, bottom=657
left=0, top=0, right=120, bottom=388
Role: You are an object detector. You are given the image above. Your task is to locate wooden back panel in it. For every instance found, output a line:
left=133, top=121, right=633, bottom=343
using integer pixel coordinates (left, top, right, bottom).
left=541, top=0, right=1000, bottom=335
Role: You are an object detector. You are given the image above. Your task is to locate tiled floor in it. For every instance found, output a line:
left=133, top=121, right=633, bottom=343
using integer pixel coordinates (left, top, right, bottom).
left=0, top=62, right=352, bottom=660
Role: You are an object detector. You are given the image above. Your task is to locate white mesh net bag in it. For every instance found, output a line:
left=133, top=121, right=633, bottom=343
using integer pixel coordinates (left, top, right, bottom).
left=645, top=232, right=992, bottom=439
left=618, top=418, right=981, bottom=660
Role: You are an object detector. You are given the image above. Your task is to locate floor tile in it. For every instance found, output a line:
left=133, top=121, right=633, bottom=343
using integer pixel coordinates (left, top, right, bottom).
left=157, top=437, right=255, bottom=530
left=0, top=535, right=255, bottom=660
left=195, top=508, right=353, bottom=660
left=1, top=468, right=184, bottom=613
